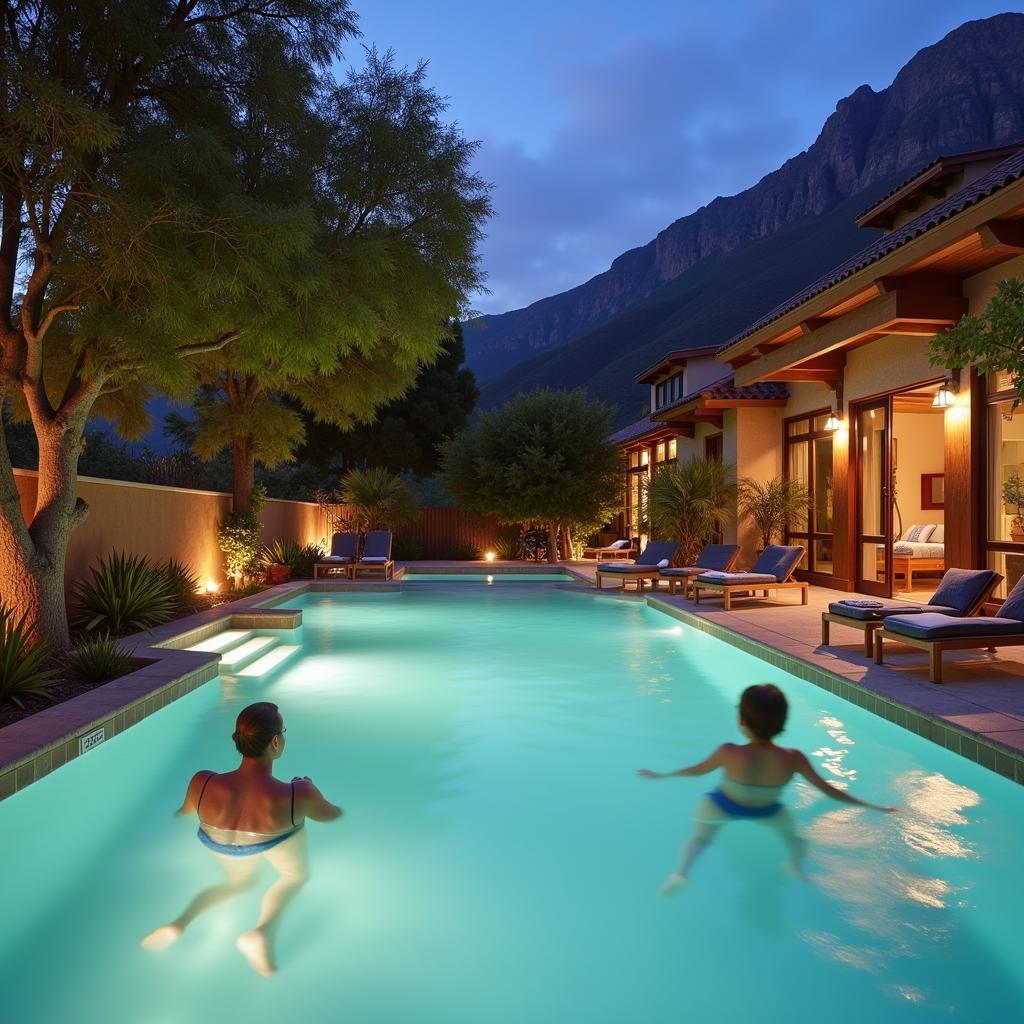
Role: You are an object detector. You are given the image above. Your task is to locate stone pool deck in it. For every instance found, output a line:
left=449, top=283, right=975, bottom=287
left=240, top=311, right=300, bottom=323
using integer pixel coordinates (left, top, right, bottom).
left=572, top=560, right=1024, bottom=784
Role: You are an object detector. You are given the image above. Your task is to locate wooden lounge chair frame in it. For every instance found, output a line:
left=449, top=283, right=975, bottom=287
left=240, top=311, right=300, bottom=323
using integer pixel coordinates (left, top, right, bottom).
left=313, top=561, right=353, bottom=580
left=873, top=628, right=1024, bottom=684
left=594, top=542, right=678, bottom=592
left=352, top=558, right=394, bottom=581
left=582, top=542, right=636, bottom=561
left=663, top=548, right=741, bottom=597
left=822, top=575, right=1000, bottom=657
left=690, top=548, right=807, bottom=611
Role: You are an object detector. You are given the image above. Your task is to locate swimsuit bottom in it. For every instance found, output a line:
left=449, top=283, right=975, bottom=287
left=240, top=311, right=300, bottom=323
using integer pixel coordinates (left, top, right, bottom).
left=706, top=789, right=782, bottom=818
left=197, top=822, right=304, bottom=857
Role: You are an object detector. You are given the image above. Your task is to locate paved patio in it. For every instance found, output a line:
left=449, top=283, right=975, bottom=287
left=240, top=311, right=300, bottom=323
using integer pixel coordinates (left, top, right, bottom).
left=562, top=559, right=1024, bottom=780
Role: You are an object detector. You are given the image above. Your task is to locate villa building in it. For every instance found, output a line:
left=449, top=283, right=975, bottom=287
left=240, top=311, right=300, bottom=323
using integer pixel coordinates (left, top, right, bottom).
left=611, top=143, right=1024, bottom=603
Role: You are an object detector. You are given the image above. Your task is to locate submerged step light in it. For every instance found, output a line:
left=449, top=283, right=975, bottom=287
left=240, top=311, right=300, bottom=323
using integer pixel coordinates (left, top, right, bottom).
left=237, top=645, right=301, bottom=678
left=219, top=636, right=278, bottom=672
left=186, top=629, right=253, bottom=653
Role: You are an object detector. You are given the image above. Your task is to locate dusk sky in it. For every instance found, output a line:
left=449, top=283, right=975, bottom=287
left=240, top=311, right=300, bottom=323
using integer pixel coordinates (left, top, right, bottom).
left=347, top=1, right=1013, bottom=316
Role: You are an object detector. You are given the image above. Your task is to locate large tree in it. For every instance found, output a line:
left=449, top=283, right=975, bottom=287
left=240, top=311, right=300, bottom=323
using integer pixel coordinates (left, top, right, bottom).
left=182, top=52, right=490, bottom=510
left=0, top=1, right=356, bottom=647
left=438, top=388, right=622, bottom=563
left=298, top=319, right=478, bottom=477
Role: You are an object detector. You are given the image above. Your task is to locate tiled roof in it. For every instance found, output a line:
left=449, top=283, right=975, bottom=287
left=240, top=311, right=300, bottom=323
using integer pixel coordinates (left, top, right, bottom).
left=608, top=413, right=660, bottom=445
left=653, top=373, right=788, bottom=419
left=719, top=145, right=1024, bottom=355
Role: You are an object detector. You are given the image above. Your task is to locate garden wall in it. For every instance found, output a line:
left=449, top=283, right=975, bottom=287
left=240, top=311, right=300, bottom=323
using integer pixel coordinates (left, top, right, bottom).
left=12, top=469, right=500, bottom=587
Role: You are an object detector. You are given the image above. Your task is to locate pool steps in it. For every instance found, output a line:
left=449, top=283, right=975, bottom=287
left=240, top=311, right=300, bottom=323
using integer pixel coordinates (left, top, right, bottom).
left=185, top=630, right=298, bottom=677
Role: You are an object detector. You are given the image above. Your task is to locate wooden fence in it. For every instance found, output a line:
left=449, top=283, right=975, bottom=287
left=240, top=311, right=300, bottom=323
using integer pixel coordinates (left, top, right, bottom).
left=12, top=469, right=501, bottom=588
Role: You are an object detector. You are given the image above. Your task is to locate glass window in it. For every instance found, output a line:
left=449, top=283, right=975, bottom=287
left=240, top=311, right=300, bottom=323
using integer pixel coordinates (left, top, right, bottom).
left=667, top=438, right=677, bottom=461
left=787, top=418, right=808, bottom=437
left=628, top=451, right=639, bottom=469
left=989, top=370, right=1014, bottom=394
left=812, top=413, right=831, bottom=433
left=989, top=399, right=1024, bottom=545
left=655, top=442, right=666, bottom=463
left=640, top=448, right=649, bottom=467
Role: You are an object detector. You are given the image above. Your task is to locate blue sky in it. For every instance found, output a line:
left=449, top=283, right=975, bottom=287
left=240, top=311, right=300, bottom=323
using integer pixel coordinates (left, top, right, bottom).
left=345, top=1, right=1012, bottom=315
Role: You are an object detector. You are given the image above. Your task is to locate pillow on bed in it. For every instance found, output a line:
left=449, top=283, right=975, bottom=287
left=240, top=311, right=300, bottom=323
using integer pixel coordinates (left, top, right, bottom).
left=657, top=559, right=670, bottom=568
left=610, top=539, right=630, bottom=549
left=903, top=524, right=935, bottom=543
left=929, top=524, right=944, bottom=543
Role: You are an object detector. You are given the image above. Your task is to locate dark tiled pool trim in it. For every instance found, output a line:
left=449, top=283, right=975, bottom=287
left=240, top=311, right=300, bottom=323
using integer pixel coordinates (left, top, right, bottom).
left=647, top=596, right=1024, bottom=787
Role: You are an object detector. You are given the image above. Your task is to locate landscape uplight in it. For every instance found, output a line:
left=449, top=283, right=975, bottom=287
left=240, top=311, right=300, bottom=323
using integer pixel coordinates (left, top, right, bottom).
left=485, top=550, right=496, bottom=562
left=205, top=580, right=220, bottom=593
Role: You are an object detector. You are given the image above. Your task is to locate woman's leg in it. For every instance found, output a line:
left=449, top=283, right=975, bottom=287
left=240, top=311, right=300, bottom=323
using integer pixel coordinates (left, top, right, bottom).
left=764, top=808, right=807, bottom=877
left=141, top=854, right=261, bottom=951
left=236, top=830, right=310, bottom=976
left=661, top=818, right=724, bottom=895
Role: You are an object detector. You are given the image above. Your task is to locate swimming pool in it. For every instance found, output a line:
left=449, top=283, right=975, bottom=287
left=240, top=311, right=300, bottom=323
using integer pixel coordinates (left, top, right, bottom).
left=2, top=585, right=1022, bottom=1022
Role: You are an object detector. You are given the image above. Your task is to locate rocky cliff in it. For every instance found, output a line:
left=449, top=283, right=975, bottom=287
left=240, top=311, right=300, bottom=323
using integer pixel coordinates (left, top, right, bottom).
left=469, top=14, right=1024, bottom=385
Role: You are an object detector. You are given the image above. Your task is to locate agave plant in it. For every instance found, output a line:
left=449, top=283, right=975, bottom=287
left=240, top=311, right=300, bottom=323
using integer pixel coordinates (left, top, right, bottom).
left=0, top=606, right=58, bottom=708
left=643, top=457, right=737, bottom=567
left=67, top=635, right=136, bottom=683
left=737, top=476, right=810, bottom=550
left=262, top=539, right=303, bottom=567
left=340, top=466, right=419, bottom=532
left=492, top=528, right=520, bottom=561
left=159, top=559, right=201, bottom=614
left=72, top=551, right=177, bottom=634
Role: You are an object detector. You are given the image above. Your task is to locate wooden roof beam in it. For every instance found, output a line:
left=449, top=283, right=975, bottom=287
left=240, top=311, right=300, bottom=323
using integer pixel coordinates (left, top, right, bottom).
left=978, top=218, right=1024, bottom=253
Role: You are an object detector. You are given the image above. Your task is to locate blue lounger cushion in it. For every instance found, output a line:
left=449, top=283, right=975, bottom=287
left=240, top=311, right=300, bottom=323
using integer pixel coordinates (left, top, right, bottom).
left=927, top=568, right=1001, bottom=616
left=697, top=572, right=779, bottom=585
left=749, top=544, right=805, bottom=582
left=827, top=601, right=959, bottom=621
left=884, top=613, right=1024, bottom=640
left=328, top=532, right=359, bottom=559
left=997, top=573, right=1024, bottom=622
left=660, top=566, right=703, bottom=577
left=320, top=555, right=354, bottom=564
left=598, top=563, right=661, bottom=573
left=693, top=544, right=740, bottom=572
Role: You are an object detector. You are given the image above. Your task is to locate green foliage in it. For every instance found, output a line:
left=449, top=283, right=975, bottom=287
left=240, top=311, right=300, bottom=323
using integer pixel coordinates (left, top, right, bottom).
left=930, top=278, right=1024, bottom=404
left=260, top=540, right=324, bottom=578
left=219, top=486, right=267, bottom=582
left=67, top=636, right=135, bottom=684
left=493, top=528, right=521, bottom=561
left=159, top=559, right=201, bottom=615
left=0, top=607, right=58, bottom=708
left=341, top=467, right=419, bottom=532
left=438, top=388, right=622, bottom=531
left=392, top=535, right=427, bottom=560
left=234, top=580, right=268, bottom=597
left=445, top=542, right=479, bottom=561
left=1003, top=473, right=1024, bottom=528
left=737, top=476, right=809, bottom=550
left=644, top=458, right=737, bottom=567
left=72, top=552, right=177, bottom=635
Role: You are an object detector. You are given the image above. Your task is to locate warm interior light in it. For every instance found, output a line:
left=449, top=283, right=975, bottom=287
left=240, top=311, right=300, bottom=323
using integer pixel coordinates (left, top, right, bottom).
left=205, top=580, right=220, bottom=593
left=824, top=412, right=841, bottom=431
left=932, top=384, right=956, bottom=408
left=485, top=550, right=496, bottom=562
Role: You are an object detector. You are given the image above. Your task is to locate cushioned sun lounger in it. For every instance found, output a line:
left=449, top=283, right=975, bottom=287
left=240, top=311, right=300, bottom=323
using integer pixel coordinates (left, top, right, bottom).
left=352, top=530, right=395, bottom=580
left=874, top=571, right=1021, bottom=683
left=821, top=568, right=1002, bottom=656
left=594, top=540, right=678, bottom=592
left=583, top=539, right=635, bottom=561
left=314, top=532, right=359, bottom=579
left=691, top=545, right=807, bottom=610
left=659, top=544, right=741, bottom=596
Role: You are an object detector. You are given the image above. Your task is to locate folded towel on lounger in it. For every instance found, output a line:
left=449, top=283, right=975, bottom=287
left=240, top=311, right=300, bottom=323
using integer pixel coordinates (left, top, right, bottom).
left=838, top=599, right=884, bottom=609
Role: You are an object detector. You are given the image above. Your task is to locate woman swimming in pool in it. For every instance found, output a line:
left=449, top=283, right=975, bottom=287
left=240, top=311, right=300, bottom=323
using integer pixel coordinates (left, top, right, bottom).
left=638, top=684, right=896, bottom=894
left=141, top=701, right=342, bottom=975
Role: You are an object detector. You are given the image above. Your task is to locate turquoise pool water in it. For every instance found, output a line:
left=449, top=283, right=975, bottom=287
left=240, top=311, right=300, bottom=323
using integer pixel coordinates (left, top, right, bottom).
left=403, top=572, right=577, bottom=581
left=2, top=586, right=1022, bottom=1022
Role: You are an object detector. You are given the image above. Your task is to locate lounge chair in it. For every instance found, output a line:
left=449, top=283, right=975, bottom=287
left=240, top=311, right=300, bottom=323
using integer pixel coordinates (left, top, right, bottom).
left=352, top=530, right=395, bottom=580
left=821, top=568, right=1002, bottom=657
left=659, top=544, right=741, bottom=596
left=313, top=532, right=359, bottom=579
left=594, top=541, right=678, bottom=592
left=691, top=544, right=807, bottom=610
left=874, top=572, right=1021, bottom=683
left=583, top=538, right=634, bottom=561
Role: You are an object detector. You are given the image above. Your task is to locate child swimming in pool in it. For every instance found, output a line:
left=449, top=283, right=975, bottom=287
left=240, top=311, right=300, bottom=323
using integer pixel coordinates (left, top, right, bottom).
left=638, top=683, right=896, bottom=894
left=140, top=702, right=343, bottom=975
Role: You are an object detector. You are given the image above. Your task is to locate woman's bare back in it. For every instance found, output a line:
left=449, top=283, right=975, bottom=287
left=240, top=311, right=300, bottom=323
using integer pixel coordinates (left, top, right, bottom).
left=718, top=742, right=800, bottom=787
left=189, top=770, right=297, bottom=834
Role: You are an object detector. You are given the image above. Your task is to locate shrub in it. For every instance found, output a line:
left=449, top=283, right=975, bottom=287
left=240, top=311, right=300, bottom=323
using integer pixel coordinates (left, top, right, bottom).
left=261, top=539, right=325, bottom=578
left=159, top=559, right=201, bottom=615
left=393, top=535, right=426, bottom=560
left=219, top=484, right=266, bottom=582
left=341, top=466, right=419, bottom=531
left=445, top=541, right=479, bottom=561
left=737, top=476, right=808, bottom=550
left=72, top=551, right=176, bottom=634
left=291, top=542, right=325, bottom=578
left=67, top=636, right=135, bottom=683
left=0, top=606, right=58, bottom=708
left=492, top=528, right=520, bottom=561
left=234, top=580, right=268, bottom=597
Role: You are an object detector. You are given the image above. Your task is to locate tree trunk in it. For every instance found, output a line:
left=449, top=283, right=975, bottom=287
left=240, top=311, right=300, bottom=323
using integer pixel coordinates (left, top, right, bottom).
left=232, top=435, right=255, bottom=512
left=562, top=523, right=574, bottom=561
left=547, top=520, right=559, bottom=563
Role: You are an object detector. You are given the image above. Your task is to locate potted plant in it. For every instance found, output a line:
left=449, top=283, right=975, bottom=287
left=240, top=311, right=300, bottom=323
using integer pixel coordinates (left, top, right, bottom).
left=1004, top=473, right=1024, bottom=541
left=738, top=476, right=809, bottom=551
left=261, top=540, right=300, bottom=585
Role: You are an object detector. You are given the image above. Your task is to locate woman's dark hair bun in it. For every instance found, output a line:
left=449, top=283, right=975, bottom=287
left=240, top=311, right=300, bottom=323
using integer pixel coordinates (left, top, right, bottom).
left=232, top=702, right=283, bottom=757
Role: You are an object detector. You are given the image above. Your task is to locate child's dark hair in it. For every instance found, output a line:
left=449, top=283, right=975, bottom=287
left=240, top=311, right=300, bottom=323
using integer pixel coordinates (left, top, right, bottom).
left=739, top=684, right=788, bottom=739
left=232, top=702, right=284, bottom=757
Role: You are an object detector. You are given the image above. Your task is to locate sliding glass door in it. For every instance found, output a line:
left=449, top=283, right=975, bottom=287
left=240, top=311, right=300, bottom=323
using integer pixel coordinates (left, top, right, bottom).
left=855, top=397, right=892, bottom=596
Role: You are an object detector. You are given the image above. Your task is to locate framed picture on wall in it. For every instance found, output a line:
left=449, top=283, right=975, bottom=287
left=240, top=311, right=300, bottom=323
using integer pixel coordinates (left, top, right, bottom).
left=921, top=472, right=944, bottom=510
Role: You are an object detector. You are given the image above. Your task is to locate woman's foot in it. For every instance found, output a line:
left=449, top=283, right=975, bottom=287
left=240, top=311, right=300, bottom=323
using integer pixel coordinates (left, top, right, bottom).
left=236, top=929, right=276, bottom=977
left=659, top=873, right=689, bottom=897
left=140, top=924, right=183, bottom=951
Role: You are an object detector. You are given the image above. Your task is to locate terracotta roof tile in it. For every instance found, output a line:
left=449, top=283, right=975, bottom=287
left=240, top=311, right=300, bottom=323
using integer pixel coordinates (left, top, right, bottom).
left=608, top=414, right=660, bottom=445
left=719, top=145, right=1024, bottom=355
left=653, top=374, right=788, bottom=418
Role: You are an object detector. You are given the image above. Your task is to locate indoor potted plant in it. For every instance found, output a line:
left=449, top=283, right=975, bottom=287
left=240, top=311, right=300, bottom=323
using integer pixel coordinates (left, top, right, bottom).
left=1004, top=473, right=1024, bottom=541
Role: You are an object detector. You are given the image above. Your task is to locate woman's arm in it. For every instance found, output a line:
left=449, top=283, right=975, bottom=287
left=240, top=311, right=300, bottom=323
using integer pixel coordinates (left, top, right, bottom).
left=637, top=745, right=726, bottom=780
left=794, top=752, right=897, bottom=811
left=293, top=777, right=343, bottom=822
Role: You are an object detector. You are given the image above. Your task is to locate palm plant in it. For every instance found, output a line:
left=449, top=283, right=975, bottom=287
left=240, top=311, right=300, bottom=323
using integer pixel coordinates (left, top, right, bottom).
left=341, top=466, right=419, bottom=532
left=72, top=551, right=177, bottom=634
left=737, top=476, right=809, bottom=550
left=159, top=559, right=201, bottom=615
left=67, top=636, right=136, bottom=683
left=0, top=606, right=58, bottom=708
left=643, top=457, right=737, bottom=567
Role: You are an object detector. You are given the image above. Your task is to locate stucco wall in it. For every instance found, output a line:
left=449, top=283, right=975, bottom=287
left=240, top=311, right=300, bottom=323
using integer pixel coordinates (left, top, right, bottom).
left=843, top=336, right=942, bottom=413
left=963, top=253, right=1024, bottom=311
left=734, top=407, right=784, bottom=564
left=687, top=354, right=730, bottom=393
